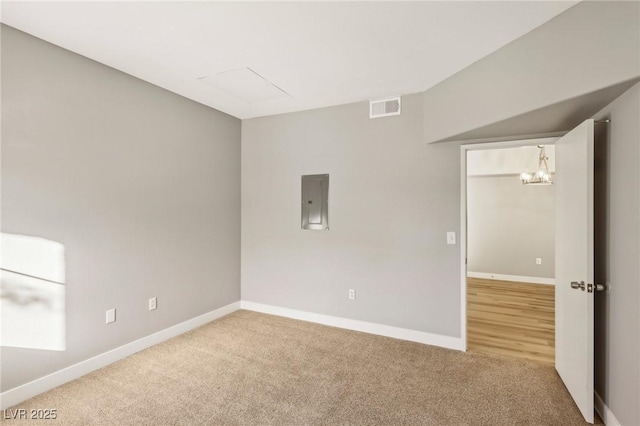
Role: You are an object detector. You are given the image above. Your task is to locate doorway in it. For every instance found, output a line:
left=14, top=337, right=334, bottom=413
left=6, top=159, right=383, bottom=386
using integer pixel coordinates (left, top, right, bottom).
left=461, top=140, right=557, bottom=365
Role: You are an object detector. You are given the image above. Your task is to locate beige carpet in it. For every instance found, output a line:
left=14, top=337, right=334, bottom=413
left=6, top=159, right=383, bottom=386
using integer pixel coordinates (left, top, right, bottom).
left=4, top=310, right=595, bottom=425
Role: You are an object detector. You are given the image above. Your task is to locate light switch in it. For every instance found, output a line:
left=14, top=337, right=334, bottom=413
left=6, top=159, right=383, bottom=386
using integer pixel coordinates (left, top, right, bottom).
left=106, top=308, right=116, bottom=324
left=447, top=232, right=456, bottom=245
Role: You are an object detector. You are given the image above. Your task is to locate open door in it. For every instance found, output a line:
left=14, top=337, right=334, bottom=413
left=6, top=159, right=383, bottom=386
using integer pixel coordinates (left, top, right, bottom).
left=555, top=119, right=595, bottom=423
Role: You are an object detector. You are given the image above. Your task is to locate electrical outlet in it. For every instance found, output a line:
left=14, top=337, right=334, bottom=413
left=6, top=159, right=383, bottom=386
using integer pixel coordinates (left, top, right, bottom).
left=536, top=258, right=542, bottom=265
left=348, top=289, right=356, bottom=300
left=106, top=308, right=116, bottom=324
left=149, top=297, right=157, bottom=311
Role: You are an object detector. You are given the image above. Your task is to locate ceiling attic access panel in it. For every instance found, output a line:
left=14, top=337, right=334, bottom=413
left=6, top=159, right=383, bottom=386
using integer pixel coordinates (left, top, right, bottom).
left=301, top=174, right=329, bottom=231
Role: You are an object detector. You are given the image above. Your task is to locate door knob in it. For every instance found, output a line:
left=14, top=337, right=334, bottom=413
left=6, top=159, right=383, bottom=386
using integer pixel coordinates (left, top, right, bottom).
left=570, top=281, right=585, bottom=291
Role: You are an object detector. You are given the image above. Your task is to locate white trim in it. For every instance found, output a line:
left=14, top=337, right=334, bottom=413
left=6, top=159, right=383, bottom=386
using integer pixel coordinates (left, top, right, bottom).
left=595, top=391, right=621, bottom=426
left=467, top=172, right=556, bottom=179
left=460, top=149, right=468, bottom=351
left=467, top=271, right=555, bottom=286
left=0, top=301, right=241, bottom=409
left=453, top=135, right=560, bottom=147
left=241, top=301, right=464, bottom=351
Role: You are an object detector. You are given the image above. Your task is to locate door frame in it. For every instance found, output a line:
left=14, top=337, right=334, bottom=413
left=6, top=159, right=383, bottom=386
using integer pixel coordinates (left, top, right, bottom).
left=459, top=136, right=560, bottom=351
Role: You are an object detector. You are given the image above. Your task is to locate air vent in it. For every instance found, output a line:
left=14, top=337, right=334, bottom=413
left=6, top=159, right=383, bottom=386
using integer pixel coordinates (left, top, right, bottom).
left=369, top=96, right=401, bottom=118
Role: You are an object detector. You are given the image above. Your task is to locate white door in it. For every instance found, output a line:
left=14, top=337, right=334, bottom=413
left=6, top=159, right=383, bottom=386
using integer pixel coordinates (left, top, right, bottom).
left=555, top=119, right=595, bottom=423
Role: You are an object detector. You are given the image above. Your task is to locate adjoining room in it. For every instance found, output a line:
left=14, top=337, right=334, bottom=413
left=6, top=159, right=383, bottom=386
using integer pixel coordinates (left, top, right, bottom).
left=466, top=144, right=556, bottom=365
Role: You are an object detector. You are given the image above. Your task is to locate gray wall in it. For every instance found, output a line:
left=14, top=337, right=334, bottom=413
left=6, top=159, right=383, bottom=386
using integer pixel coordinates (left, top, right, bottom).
left=593, top=82, right=640, bottom=426
left=242, top=93, right=461, bottom=337
left=467, top=175, right=555, bottom=279
left=1, top=26, right=241, bottom=391
left=423, top=1, right=640, bottom=143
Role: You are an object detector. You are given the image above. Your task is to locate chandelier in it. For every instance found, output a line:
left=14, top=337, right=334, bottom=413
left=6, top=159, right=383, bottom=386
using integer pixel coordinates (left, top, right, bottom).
left=520, top=145, right=553, bottom=185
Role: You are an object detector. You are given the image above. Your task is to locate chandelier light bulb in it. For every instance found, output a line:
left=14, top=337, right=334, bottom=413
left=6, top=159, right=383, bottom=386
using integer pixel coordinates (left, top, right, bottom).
left=521, top=145, right=553, bottom=185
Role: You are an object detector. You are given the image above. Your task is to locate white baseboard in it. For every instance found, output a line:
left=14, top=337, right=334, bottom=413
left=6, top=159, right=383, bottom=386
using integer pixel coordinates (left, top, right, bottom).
left=595, top=391, right=621, bottom=426
left=2, top=301, right=463, bottom=409
left=0, top=301, right=241, bottom=410
left=467, top=271, right=555, bottom=286
left=241, top=301, right=464, bottom=351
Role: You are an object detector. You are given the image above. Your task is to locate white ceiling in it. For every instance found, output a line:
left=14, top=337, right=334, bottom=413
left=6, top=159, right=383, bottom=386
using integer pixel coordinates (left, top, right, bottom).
left=1, top=1, right=577, bottom=119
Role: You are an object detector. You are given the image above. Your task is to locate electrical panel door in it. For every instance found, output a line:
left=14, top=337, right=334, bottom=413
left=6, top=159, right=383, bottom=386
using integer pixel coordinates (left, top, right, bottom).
left=301, top=174, right=329, bottom=230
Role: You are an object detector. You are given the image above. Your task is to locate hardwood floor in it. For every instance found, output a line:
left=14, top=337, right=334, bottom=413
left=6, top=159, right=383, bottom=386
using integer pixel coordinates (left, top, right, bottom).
left=467, top=277, right=555, bottom=365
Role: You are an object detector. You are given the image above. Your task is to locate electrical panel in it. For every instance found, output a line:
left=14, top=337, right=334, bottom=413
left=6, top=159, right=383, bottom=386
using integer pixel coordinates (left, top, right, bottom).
left=301, top=174, right=329, bottom=230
